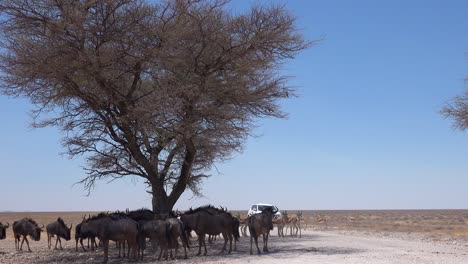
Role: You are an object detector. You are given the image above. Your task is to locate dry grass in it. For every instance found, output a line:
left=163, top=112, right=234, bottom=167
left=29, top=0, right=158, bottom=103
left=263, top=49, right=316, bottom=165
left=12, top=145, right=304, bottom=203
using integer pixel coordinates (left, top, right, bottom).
left=287, top=210, right=468, bottom=242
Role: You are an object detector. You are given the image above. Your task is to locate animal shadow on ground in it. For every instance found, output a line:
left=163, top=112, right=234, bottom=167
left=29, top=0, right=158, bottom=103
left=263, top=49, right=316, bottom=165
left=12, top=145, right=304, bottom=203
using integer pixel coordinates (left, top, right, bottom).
left=265, top=234, right=363, bottom=258
left=29, top=233, right=362, bottom=263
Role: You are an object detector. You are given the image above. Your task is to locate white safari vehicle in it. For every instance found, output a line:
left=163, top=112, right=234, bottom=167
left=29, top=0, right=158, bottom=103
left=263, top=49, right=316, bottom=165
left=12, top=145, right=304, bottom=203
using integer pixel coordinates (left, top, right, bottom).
left=248, top=203, right=282, bottom=219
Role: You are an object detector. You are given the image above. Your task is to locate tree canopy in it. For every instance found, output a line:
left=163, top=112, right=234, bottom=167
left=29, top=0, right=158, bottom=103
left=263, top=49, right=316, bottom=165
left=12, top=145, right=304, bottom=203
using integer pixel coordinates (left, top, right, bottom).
left=0, top=0, right=311, bottom=212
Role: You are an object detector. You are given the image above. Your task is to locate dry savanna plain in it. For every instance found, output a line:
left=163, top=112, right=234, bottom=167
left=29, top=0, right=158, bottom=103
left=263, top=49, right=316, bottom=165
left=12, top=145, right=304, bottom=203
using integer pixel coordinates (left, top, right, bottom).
left=0, top=210, right=467, bottom=264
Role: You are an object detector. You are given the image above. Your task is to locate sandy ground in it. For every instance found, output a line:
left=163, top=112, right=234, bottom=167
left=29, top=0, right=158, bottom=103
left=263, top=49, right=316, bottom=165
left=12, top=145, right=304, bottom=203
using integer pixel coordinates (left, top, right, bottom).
left=0, top=229, right=467, bottom=264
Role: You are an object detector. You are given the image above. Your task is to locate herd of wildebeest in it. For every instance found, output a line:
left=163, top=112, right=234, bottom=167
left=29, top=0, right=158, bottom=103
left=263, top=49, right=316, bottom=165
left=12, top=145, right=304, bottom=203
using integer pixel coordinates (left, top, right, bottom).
left=0, top=205, right=303, bottom=263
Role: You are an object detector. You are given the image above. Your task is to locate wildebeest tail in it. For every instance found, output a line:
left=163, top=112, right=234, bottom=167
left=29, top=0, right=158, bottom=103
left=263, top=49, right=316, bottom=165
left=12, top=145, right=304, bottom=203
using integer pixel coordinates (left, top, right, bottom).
left=165, top=221, right=172, bottom=248
left=137, top=221, right=146, bottom=250
left=232, top=218, right=240, bottom=241
left=248, top=216, right=256, bottom=238
left=179, top=221, right=190, bottom=249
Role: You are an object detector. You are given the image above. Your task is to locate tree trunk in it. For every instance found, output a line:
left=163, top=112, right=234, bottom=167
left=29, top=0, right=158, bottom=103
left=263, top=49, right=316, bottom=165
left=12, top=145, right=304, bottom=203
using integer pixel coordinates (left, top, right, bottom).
left=151, top=184, right=172, bottom=214
left=151, top=143, right=196, bottom=214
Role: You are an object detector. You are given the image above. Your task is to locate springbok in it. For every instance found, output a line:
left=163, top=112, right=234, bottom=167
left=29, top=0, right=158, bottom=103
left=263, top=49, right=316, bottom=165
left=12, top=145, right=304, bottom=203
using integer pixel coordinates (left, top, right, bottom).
left=237, top=215, right=249, bottom=237
left=315, top=214, right=328, bottom=225
left=272, top=211, right=288, bottom=237
left=287, top=211, right=302, bottom=238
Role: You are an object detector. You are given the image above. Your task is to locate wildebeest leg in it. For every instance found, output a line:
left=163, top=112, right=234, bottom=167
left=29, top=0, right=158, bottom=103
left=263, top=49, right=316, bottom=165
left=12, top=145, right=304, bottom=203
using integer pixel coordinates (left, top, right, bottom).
left=25, top=236, right=32, bottom=252
left=196, top=234, right=203, bottom=256
left=221, top=233, right=227, bottom=253
left=262, top=233, right=267, bottom=252
left=267, top=232, right=270, bottom=251
left=54, top=236, right=60, bottom=250
left=234, top=233, right=237, bottom=252
left=182, top=234, right=188, bottom=259
left=157, top=244, right=164, bottom=261
left=79, top=238, right=87, bottom=252
left=228, top=233, right=233, bottom=253
left=254, top=234, right=261, bottom=254
left=174, top=239, right=179, bottom=260
left=47, top=233, right=51, bottom=249
left=127, top=241, right=132, bottom=260
left=122, top=241, right=126, bottom=258
left=102, top=239, right=109, bottom=264
left=264, top=233, right=269, bottom=252
left=131, top=239, right=138, bottom=261
left=19, top=236, right=25, bottom=251
left=117, top=242, right=121, bottom=258
left=203, top=234, right=208, bottom=256
left=59, top=236, right=63, bottom=250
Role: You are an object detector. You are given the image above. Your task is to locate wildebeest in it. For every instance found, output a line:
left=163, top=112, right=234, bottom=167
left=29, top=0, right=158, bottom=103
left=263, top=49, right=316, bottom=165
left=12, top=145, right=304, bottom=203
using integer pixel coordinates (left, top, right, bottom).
left=126, top=208, right=155, bottom=222
left=248, top=206, right=275, bottom=254
left=166, top=217, right=190, bottom=259
left=0, top=222, right=9, bottom=240
left=13, top=218, right=44, bottom=252
left=76, top=216, right=99, bottom=252
left=181, top=205, right=238, bottom=256
left=86, top=213, right=139, bottom=264
left=138, top=219, right=169, bottom=261
left=46, top=217, right=72, bottom=250
left=231, top=215, right=240, bottom=251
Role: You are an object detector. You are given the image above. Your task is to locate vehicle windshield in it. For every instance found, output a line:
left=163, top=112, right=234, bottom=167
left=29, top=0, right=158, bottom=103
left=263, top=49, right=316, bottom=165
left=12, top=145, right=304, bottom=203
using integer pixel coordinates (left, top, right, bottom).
left=258, top=205, right=278, bottom=213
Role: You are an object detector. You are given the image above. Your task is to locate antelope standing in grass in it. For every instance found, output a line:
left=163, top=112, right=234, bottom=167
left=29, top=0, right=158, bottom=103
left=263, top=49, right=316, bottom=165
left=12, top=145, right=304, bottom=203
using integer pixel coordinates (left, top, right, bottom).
left=287, top=211, right=302, bottom=238
left=237, top=215, right=249, bottom=237
left=272, top=211, right=288, bottom=237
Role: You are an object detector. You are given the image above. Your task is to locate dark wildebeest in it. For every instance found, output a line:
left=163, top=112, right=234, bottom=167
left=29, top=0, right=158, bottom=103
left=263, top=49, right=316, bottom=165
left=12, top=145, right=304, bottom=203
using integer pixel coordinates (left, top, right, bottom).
left=248, top=206, right=275, bottom=254
left=86, top=213, right=139, bottom=264
left=13, top=218, right=44, bottom=252
left=166, top=217, right=190, bottom=260
left=231, top=216, right=240, bottom=251
left=0, top=222, right=9, bottom=240
left=181, top=205, right=238, bottom=256
left=125, top=208, right=155, bottom=258
left=46, top=217, right=72, bottom=250
left=76, top=216, right=99, bottom=252
left=138, top=219, right=169, bottom=261
left=126, top=208, right=155, bottom=222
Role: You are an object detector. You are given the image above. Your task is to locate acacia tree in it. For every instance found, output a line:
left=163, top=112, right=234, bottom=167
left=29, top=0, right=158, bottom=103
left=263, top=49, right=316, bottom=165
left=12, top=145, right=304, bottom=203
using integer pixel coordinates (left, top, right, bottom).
left=0, top=0, right=310, bottom=213
left=442, top=53, right=468, bottom=129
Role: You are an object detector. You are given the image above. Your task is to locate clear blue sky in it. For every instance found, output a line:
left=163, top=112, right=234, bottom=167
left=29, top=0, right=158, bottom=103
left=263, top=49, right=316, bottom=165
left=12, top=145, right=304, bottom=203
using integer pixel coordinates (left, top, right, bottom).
left=0, top=0, right=467, bottom=211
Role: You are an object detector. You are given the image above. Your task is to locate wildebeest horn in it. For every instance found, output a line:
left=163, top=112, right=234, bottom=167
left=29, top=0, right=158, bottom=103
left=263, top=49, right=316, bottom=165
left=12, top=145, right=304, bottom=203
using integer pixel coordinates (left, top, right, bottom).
left=5, top=222, right=9, bottom=228
left=69, top=224, right=73, bottom=230
left=41, top=224, right=45, bottom=229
